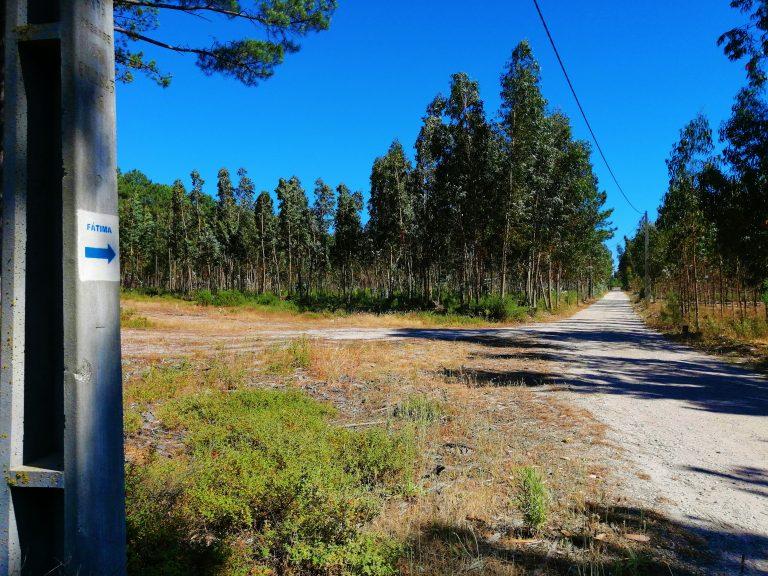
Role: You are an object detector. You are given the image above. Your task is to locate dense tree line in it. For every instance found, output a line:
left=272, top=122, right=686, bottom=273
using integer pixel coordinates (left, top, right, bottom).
left=119, top=41, right=614, bottom=311
left=618, top=94, right=768, bottom=327
left=618, top=3, right=768, bottom=328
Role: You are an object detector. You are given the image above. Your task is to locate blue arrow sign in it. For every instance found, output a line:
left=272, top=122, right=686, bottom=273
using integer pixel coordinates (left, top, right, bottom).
left=84, top=244, right=116, bottom=264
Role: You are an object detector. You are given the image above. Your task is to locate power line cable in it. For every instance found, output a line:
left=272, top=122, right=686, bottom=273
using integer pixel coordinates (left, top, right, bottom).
left=532, top=0, right=643, bottom=215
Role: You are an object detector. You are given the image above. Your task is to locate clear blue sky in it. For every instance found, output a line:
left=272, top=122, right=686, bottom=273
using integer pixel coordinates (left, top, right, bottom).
left=116, top=0, right=747, bottom=259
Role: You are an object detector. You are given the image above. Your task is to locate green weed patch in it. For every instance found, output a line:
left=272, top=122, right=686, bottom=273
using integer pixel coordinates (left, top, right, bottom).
left=127, top=388, right=415, bottom=575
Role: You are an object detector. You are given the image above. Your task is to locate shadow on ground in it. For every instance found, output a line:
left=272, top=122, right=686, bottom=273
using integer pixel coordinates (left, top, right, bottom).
left=388, top=297, right=768, bottom=419
left=403, top=502, right=767, bottom=575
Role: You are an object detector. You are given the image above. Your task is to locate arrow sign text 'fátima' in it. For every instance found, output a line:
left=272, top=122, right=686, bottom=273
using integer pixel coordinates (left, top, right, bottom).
left=77, top=210, right=120, bottom=282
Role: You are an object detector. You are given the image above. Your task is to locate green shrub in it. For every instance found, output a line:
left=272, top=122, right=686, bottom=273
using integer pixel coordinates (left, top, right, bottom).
left=120, top=308, right=154, bottom=329
left=194, top=289, right=215, bottom=306
left=193, top=289, right=249, bottom=307
left=659, top=292, right=684, bottom=327
left=561, top=290, right=578, bottom=307
left=214, top=290, right=249, bottom=307
left=517, top=466, right=549, bottom=533
left=128, top=389, right=414, bottom=575
left=729, top=316, right=768, bottom=339
left=466, top=295, right=531, bottom=322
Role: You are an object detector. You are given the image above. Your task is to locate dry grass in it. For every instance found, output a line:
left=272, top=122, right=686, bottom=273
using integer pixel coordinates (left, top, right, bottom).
left=122, top=301, right=706, bottom=575
left=637, top=297, right=768, bottom=374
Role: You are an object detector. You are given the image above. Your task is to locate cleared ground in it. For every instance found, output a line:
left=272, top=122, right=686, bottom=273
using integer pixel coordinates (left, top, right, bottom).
left=122, top=292, right=768, bottom=573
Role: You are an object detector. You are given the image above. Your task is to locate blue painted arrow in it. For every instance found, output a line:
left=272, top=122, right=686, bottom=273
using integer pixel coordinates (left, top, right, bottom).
left=85, top=244, right=116, bottom=264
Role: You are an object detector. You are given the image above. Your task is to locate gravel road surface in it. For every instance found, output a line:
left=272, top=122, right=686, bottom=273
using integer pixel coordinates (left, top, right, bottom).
left=520, top=291, right=768, bottom=574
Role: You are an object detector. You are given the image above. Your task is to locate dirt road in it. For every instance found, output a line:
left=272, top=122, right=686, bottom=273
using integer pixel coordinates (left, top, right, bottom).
left=520, top=291, right=768, bottom=574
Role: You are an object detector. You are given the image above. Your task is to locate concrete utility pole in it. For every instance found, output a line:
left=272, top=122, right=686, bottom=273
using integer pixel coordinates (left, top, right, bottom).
left=644, top=211, right=650, bottom=302
left=0, top=1, right=126, bottom=574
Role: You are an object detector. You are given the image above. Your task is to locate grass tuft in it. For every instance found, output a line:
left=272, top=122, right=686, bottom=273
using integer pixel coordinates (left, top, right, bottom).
left=392, top=395, right=443, bottom=425
left=517, top=466, right=549, bottom=533
left=264, top=336, right=312, bottom=375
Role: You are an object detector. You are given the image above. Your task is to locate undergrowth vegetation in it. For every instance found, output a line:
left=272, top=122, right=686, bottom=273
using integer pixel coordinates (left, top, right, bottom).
left=125, top=287, right=585, bottom=324
left=126, top=365, right=417, bottom=575
left=643, top=294, right=768, bottom=359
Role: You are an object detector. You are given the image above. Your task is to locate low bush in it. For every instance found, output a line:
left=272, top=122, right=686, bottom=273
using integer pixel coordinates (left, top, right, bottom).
left=194, top=289, right=254, bottom=307
left=465, top=295, right=531, bottom=322
left=120, top=308, right=154, bottom=329
left=659, top=292, right=684, bottom=327
left=127, top=388, right=414, bottom=575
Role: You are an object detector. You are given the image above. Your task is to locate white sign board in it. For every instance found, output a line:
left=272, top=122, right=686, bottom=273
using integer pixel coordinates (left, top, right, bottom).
left=77, top=210, right=120, bottom=282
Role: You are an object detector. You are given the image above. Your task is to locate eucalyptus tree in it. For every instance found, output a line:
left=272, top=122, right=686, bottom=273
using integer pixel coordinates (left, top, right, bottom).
left=114, top=40, right=623, bottom=306
left=696, top=88, right=768, bottom=314
left=255, top=191, right=280, bottom=293
left=498, top=41, right=550, bottom=302
left=214, top=168, right=242, bottom=287
left=718, top=0, right=768, bottom=87
left=423, top=73, right=497, bottom=303
left=310, top=179, right=335, bottom=291
left=412, top=98, right=449, bottom=300
left=169, top=179, right=191, bottom=291
left=720, top=88, right=768, bottom=292
left=332, top=184, right=363, bottom=296
left=230, top=169, right=257, bottom=289
left=368, top=140, right=415, bottom=295
left=118, top=171, right=157, bottom=289
left=189, top=169, right=220, bottom=290
left=657, top=115, right=716, bottom=327
left=544, top=114, right=612, bottom=305
left=276, top=177, right=311, bottom=295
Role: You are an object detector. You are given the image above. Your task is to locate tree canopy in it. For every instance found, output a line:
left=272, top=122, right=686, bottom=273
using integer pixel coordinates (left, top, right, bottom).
left=718, top=0, right=768, bottom=87
left=113, top=0, right=337, bottom=86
